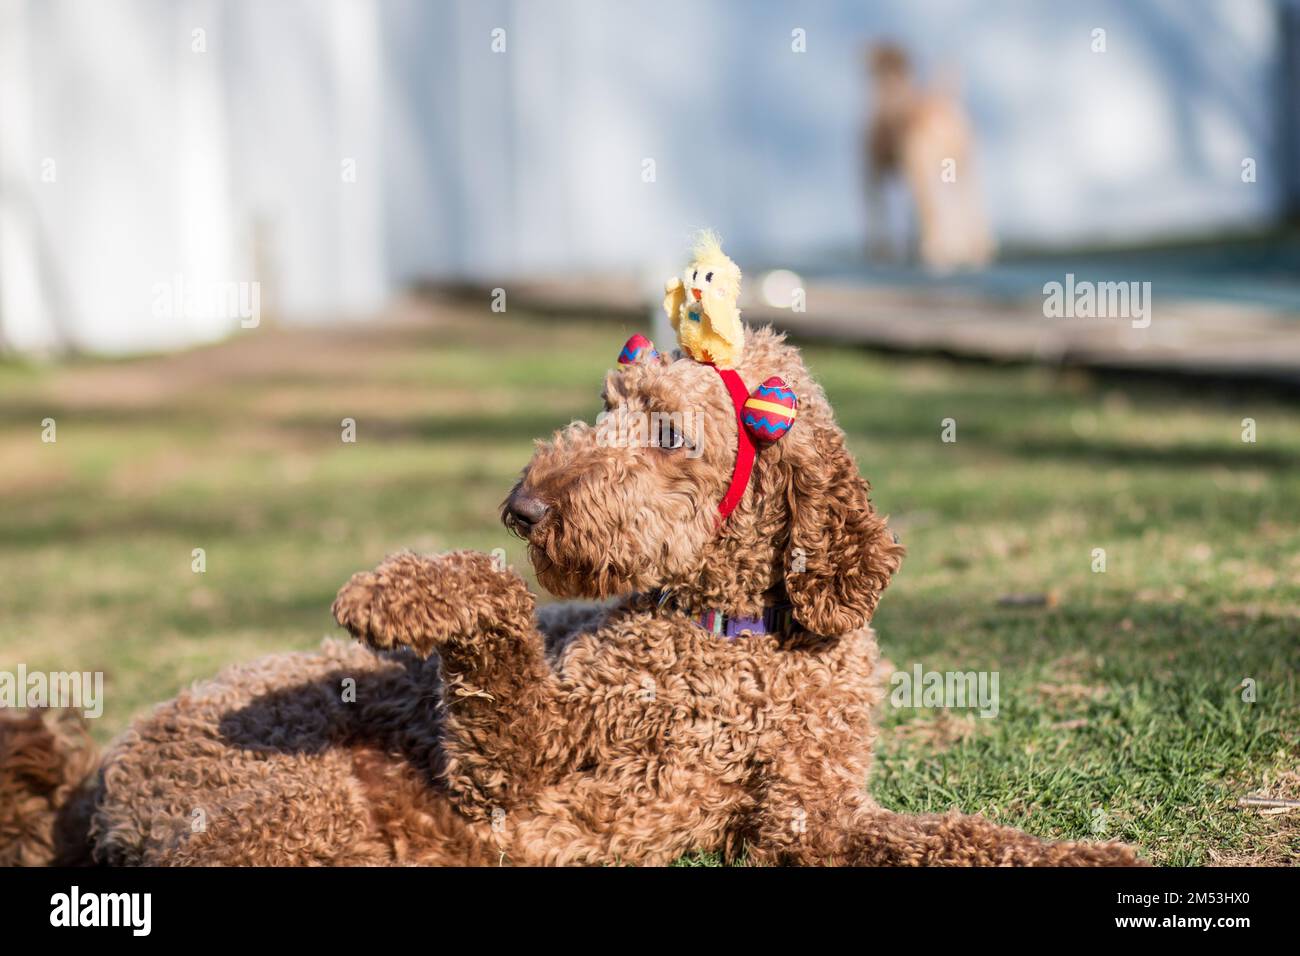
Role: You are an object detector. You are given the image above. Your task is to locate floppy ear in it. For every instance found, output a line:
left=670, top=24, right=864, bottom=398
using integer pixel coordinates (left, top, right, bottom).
left=782, top=425, right=903, bottom=635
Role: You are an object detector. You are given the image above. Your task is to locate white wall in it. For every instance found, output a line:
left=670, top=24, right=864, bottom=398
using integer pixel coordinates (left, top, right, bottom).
left=0, top=0, right=1288, bottom=353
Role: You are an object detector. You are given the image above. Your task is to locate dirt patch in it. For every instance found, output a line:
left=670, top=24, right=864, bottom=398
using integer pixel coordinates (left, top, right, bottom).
left=44, top=300, right=466, bottom=411
left=884, top=710, right=985, bottom=752
left=1210, top=768, right=1300, bottom=866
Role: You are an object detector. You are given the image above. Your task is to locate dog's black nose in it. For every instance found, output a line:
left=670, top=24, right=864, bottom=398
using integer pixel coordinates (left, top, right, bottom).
left=505, top=492, right=549, bottom=538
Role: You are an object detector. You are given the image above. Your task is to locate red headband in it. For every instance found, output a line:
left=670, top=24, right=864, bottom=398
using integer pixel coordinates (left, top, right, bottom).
left=618, top=335, right=797, bottom=525
left=710, top=365, right=757, bottom=521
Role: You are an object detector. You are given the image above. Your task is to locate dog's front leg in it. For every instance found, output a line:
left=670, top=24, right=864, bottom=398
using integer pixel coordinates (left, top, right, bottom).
left=332, top=550, right=538, bottom=657
left=333, top=551, right=592, bottom=812
left=746, top=784, right=1143, bottom=867
left=739, top=747, right=1142, bottom=867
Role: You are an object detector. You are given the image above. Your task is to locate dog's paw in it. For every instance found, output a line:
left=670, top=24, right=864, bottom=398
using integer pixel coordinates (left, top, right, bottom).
left=332, top=550, right=533, bottom=657
left=1064, top=840, right=1147, bottom=867
left=331, top=568, right=387, bottom=647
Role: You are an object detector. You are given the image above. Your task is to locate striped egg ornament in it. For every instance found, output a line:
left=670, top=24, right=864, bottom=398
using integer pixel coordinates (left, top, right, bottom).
left=617, top=334, right=658, bottom=366
left=742, top=376, right=798, bottom=444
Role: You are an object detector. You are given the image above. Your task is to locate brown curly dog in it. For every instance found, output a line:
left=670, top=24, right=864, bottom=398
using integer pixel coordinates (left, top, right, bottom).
left=0, top=326, right=1140, bottom=866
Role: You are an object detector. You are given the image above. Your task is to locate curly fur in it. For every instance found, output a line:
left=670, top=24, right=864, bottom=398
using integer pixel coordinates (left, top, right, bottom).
left=0, top=327, right=1141, bottom=866
left=0, top=709, right=99, bottom=865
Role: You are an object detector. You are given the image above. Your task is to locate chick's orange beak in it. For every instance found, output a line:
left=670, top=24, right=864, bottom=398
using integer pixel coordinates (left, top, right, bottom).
left=692, top=288, right=703, bottom=301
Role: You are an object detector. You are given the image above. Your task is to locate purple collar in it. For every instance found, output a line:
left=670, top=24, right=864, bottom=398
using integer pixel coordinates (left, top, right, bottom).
left=696, top=605, right=795, bottom=639
left=651, top=589, right=795, bottom=639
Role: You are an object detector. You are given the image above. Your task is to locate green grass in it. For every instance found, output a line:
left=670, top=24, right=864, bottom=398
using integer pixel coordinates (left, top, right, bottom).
left=1, top=303, right=1297, bottom=865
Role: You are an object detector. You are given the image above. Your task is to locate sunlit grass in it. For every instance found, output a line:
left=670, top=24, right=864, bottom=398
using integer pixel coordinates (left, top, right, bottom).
left=1, top=304, right=1296, bottom=865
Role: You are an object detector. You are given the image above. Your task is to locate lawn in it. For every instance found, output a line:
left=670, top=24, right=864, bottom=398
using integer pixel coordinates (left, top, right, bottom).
left=1, top=299, right=1297, bottom=865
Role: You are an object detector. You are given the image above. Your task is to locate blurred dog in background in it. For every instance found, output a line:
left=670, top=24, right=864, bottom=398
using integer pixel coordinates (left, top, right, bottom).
left=865, top=42, right=994, bottom=271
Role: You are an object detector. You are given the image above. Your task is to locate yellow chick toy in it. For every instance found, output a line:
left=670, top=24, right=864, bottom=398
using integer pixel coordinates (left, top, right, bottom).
left=663, top=230, right=745, bottom=368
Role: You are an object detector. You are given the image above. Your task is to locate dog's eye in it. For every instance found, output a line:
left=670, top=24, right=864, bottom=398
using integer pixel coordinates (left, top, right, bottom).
left=692, top=270, right=697, bottom=282
left=705, top=272, right=713, bottom=282
left=657, top=421, right=689, bottom=451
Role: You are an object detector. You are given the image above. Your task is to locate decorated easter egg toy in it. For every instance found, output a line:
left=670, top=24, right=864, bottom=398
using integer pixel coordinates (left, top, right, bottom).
left=618, top=333, right=659, bottom=366
left=742, top=377, right=798, bottom=444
